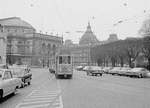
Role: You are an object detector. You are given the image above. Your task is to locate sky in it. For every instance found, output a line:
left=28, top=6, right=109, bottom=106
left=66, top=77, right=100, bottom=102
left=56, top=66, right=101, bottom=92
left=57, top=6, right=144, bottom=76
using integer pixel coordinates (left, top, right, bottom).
left=0, top=0, right=150, bottom=43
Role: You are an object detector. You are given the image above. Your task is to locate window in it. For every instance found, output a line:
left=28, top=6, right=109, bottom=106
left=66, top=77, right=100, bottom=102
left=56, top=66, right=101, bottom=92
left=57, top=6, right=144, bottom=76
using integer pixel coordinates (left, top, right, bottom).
left=68, top=56, right=71, bottom=64
left=4, top=71, right=11, bottom=79
left=59, top=56, right=71, bottom=64
left=59, top=56, right=62, bottom=64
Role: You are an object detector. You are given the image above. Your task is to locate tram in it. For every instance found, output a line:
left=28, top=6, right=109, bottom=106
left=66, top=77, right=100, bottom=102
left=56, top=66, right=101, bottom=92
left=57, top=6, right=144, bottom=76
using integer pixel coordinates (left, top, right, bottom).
left=55, top=48, right=73, bottom=79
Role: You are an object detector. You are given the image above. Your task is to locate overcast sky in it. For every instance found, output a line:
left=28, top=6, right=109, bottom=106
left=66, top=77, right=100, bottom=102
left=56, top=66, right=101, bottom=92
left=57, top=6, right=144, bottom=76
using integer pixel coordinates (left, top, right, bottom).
left=0, top=0, right=150, bottom=43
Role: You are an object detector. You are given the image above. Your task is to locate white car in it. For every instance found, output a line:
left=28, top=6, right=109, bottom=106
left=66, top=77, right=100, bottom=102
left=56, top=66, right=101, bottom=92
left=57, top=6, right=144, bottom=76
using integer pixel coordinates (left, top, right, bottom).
left=126, top=68, right=150, bottom=78
left=108, top=67, right=122, bottom=75
left=118, top=67, right=132, bottom=76
left=0, top=69, right=21, bottom=100
left=102, top=67, right=113, bottom=74
left=84, top=66, right=103, bottom=76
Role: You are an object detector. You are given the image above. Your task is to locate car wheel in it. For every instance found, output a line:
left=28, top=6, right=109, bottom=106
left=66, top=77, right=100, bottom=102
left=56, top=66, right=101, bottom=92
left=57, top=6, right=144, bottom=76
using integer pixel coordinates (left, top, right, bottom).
left=0, top=90, right=3, bottom=101
left=138, top=74, right=142, bottom=78
left=21, top=83, right=25, bottom=88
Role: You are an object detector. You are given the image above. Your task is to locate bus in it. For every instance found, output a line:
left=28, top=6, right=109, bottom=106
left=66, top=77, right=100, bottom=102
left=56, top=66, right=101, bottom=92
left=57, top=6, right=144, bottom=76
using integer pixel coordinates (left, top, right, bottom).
left=55, top=48, right=73, bottom=79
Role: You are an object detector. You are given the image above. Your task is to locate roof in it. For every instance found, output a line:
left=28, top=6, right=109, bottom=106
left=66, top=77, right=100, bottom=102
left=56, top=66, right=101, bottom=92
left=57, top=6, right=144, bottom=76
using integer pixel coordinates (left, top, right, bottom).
left=79, top=22, right=99, bottom=45
left=0, top=17, right=35, bottom=29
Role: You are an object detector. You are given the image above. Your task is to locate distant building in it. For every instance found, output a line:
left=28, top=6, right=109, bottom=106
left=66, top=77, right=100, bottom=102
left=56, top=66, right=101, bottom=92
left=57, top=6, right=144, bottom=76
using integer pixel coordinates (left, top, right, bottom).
left=0, top=17, right=63, bottom=66
left=0, top=32, right=7, bottom=64
left=64, top=39, right=74, bottom=46
left=64, top=22, right=99, bottom=66
left=79, top=22, right=99, bottom=45
left=107, top=33, right=118, bottom=43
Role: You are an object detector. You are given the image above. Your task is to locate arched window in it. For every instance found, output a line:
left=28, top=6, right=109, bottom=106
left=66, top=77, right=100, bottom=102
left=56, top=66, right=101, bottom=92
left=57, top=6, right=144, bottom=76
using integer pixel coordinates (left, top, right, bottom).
left=52, top=44, right=56, bottom=55
left=42, top=43, right=46, bottom=54
left=47, top=44, right=51, bottom=55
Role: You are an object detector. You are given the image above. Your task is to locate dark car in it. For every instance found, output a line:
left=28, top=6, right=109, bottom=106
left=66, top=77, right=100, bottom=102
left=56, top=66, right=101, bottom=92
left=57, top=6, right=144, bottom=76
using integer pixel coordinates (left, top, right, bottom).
left=9, top=65, right=32, bottom=88
left=76, top=66, right=84, bottom=71
left=84, top=66, right=103, bottom=76
left=49, top=68, right=55, bottom=73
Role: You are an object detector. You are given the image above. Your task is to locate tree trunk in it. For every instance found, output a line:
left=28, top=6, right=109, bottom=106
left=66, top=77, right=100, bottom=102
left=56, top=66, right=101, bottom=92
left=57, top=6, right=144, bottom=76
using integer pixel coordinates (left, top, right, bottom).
left=103, top=58, right=105, bottom=67
left=120, top=57, right=124, bottom=67
left=128, top=57, right=132, bottom=68
left=106, top=60, right=108, bottom=67
left=111, top=57, right=115, bottom=67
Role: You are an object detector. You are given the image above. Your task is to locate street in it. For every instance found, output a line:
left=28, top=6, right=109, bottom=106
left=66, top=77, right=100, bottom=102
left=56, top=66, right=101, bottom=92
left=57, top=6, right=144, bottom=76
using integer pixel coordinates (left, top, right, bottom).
left=1, top=68, right=150, bottom=108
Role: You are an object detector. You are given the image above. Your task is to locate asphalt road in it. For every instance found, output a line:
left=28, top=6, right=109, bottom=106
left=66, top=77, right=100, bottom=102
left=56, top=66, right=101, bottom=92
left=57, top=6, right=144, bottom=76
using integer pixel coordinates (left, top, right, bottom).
left=1, top=68, right=150, bottom=108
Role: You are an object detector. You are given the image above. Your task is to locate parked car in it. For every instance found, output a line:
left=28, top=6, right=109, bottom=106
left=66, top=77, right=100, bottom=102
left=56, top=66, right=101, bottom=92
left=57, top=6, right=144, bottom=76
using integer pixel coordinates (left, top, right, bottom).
left=125, top=67, right=150, bottom=78
left=84, top=66, right=103, bottom=76
left=76, top=66, right=84, bottom=71
left=117, top=67, right=132, bottom=76
left=102, top=67, right=113, bottom=74
left=108, top=67, right=122, bottom=75
left=10, top=65, right=32, bottom=88
left=0, top=69, right=21, bottom=100
left=49, top=68, right=55, bottom=73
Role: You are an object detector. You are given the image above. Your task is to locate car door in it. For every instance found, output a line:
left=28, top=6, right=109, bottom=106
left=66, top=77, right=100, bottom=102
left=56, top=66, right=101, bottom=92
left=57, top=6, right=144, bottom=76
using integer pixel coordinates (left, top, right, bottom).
left=3, top=71, right=13, bottom=95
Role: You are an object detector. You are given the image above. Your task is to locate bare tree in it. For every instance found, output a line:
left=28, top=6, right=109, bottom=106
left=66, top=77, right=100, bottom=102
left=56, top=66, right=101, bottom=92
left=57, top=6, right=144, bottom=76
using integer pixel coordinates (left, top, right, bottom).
left=122, top=39, right=142, bottom=68
left=142, top=36, right=150, bottom=70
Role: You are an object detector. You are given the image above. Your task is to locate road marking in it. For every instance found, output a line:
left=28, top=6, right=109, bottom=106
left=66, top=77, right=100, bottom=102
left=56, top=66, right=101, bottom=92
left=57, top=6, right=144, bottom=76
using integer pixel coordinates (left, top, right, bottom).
left=56, top=80, right=63, bottom=108
left=15, top=89, right=63, bottom=108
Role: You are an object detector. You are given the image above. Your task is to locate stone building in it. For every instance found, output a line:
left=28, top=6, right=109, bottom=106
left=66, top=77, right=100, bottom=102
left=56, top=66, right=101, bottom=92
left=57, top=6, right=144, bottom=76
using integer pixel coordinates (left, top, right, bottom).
left=32, top=33, right=62, bottom=67
left=107, top=33, right=118, bottom=43
left=0, top=17, right=63, bottom=66
left=0, top=32, right=7, bottom=64
left=64, top=22, right=99, bottom=66
left=79, top=22, right=99, bottom=45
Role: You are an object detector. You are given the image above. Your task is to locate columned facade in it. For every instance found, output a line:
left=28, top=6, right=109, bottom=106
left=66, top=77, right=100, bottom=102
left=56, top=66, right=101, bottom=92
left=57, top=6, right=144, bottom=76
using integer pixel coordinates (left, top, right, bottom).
left=0, top=17, right=63, bottom=66
left=32, top=33, right=62, bottom=67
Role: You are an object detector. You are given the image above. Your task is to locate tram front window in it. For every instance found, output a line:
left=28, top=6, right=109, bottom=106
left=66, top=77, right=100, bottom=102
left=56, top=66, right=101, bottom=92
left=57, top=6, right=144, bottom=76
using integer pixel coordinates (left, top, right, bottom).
left=59, top=56, right=71, bottom=64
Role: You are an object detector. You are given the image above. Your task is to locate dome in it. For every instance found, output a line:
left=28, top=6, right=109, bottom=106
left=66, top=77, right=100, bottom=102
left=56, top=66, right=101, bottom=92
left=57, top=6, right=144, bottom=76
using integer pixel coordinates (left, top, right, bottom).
left=79, top=22, right=99, bottom=45
left=0, top=17, right=35, bottom=29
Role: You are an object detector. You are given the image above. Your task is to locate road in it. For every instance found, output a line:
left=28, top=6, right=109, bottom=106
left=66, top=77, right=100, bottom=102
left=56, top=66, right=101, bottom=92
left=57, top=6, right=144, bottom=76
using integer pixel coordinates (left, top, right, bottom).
left=1, top=68, right=150, bottom=108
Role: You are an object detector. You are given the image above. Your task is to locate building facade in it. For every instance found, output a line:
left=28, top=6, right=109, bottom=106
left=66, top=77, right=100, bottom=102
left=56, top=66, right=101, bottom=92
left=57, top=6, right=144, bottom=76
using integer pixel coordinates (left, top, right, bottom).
left=64, top=22, right=99, bottom=66
left=0, top=17, right=63, bottom=66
